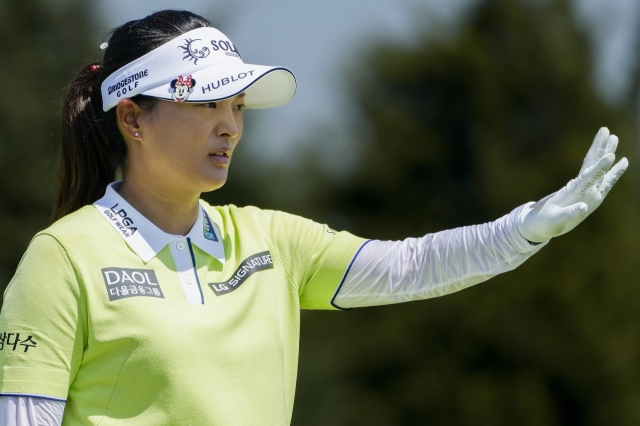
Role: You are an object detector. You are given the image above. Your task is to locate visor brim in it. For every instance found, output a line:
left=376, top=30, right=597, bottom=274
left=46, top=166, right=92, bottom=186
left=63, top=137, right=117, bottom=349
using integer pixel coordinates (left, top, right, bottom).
left=140, top=63, right=296, bottom=109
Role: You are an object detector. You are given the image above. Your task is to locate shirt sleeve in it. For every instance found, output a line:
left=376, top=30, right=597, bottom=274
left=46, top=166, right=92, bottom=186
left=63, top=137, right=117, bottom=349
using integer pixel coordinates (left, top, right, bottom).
left=0, top=233, right=86, bottom=401
left=333, top=203, right=548, bottom=308
left=259, top=210, right=367, bottom=310
left=0, top=396, right=65, bottom=426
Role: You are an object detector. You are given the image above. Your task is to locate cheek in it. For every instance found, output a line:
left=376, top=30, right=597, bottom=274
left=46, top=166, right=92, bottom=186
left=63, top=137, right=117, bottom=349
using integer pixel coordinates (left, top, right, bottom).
left=146, top=116, right=209, bottom=161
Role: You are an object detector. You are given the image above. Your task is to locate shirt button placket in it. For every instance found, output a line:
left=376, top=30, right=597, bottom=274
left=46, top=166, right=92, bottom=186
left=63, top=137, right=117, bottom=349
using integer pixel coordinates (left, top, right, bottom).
left=170, top=239, right=202, bottom=303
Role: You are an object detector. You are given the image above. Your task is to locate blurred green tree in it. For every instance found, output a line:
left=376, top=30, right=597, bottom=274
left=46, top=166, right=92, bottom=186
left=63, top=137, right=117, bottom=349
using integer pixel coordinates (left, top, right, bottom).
left=0, top=0, right=94, bottom=287
left=292, top=0, right=640, bottom=425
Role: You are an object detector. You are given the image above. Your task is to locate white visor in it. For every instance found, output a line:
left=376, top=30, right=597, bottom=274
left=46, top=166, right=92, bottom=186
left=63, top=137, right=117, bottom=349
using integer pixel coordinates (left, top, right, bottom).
left=100, top=27, right=296, bottom=111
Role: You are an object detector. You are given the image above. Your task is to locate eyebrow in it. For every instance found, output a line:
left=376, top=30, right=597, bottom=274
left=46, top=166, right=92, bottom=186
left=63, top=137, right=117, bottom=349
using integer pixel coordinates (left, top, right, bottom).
left=236, top=92, right=246, bottom=98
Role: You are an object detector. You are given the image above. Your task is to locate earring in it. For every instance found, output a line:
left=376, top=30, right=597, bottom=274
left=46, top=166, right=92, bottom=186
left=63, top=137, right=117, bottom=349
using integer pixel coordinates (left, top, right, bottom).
left=134, top=132, right=140, bottom=137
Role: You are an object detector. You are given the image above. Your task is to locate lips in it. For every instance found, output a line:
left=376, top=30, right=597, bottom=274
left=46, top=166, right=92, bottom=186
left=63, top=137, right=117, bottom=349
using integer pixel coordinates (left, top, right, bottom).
left=209, top=145, right=231, bottom=157
left=209, top=148, right=231, bottom=165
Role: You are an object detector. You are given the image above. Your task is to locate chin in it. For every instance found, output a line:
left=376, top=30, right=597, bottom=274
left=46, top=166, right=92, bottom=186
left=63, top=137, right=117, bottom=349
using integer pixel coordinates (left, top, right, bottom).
left=199, top=176, right=228, bottom=193
left=190, top=166, right=230, bottom=194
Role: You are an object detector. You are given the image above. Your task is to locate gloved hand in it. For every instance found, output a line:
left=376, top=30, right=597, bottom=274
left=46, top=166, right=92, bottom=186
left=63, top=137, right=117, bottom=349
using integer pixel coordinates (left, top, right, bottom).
left=519, top=127, right=629, bottom=243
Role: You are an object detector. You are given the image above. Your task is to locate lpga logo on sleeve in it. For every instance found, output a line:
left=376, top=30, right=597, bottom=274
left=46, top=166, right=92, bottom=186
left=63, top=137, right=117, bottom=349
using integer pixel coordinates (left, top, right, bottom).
left=102, top=267, right=165, bottom=301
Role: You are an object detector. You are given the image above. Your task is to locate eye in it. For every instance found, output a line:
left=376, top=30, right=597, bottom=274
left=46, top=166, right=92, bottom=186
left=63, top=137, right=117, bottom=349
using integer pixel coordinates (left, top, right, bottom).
left=234, top=104, right=245, bottom=111
left=205, top=102, right=217, bottom=108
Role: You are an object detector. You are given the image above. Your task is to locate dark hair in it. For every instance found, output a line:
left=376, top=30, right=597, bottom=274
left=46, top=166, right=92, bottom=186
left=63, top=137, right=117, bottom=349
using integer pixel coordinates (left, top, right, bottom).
left=53, top=10, right=214, bottom=221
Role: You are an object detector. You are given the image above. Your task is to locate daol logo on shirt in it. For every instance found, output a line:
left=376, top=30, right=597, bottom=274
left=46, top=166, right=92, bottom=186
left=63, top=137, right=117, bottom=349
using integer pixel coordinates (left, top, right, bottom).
left=102, top=267, right=165, bottom=301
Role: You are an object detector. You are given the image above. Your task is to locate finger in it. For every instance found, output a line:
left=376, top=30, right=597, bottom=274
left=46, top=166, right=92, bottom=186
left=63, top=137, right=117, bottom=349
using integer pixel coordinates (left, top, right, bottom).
left=575, top=153, right=615, bottom=196
left=580, top=127, right=610, bottom=174
left=599, top=157, right=628, bottom=196
left=588, top=127, right=610, bottom=155
left=596, top=135, right=618, bottom=187
left=603, top=134, right=618, bottom=156
left=560, top=202, right=589, bottom=221
left=547, top=202, right=589, bottom=237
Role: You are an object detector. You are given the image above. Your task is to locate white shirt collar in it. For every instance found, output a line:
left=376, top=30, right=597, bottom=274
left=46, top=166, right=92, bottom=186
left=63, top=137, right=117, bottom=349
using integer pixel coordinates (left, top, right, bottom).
left=93, top=181, right=226, bottom=264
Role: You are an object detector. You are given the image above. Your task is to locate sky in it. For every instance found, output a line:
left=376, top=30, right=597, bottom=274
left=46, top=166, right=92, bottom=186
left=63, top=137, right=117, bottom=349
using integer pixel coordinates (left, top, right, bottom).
left=91, top=0, right=640, bottom=165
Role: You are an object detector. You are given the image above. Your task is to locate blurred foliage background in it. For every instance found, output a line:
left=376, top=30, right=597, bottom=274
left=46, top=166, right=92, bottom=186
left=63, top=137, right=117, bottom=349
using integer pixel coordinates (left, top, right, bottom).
left=2, top=0, right=640, bottom=424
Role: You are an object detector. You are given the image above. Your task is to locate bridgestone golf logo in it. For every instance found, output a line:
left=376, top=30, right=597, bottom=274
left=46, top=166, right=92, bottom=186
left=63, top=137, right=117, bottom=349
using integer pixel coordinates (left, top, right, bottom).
left=102, top=268, right=164, bottom=301
left=209, top=251, right=273, bottom=296
left=107, top=69, right=149, bottom=97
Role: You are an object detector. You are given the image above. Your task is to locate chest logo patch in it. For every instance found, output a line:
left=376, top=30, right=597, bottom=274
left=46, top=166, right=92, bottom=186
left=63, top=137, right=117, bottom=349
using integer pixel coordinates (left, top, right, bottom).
left=202, top=208, right=219, bottom=242
left=102, top=268, right=165, bottom=301
left=209, top=251, right=273, bottom=296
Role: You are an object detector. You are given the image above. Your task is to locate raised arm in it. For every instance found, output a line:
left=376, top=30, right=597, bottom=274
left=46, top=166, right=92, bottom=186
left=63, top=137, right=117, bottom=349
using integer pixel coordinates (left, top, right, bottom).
left=333, top=128, right=628, bottom=309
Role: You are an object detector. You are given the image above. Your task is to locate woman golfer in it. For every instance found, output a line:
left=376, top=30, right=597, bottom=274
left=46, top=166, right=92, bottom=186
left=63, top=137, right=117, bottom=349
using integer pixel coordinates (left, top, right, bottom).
left=0, top=9, right=628, bottom=426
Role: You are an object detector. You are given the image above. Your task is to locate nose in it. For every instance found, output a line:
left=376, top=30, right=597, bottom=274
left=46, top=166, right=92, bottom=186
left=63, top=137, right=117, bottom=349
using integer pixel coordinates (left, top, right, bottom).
left=215, top=105, right=240, bottom=139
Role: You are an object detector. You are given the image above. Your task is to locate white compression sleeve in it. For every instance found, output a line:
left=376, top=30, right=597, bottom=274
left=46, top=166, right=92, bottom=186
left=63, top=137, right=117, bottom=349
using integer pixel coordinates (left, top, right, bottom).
left=332, top=203, right=547, bottom=309
left=0, top=396, right=64, bottom=426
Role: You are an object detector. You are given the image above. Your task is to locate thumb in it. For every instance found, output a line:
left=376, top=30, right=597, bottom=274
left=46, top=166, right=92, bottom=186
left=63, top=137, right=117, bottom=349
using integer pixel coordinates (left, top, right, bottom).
left=548, top=202, right=588, bottom=236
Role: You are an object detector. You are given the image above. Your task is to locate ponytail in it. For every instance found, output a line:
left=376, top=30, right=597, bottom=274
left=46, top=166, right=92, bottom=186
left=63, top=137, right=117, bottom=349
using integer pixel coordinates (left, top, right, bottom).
left=53, top=63, right=125, bottom=222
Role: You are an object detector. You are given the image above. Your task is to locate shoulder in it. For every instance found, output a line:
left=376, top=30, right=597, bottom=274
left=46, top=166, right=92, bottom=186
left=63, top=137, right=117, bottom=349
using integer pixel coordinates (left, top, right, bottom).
left=199, top=201, right=324, bottom=243
left=9, top=211, right=95, bottom=294
left=199, top=201, right=294, bottom=229
left=35, top=205, right=109, bottom=250
left=205, top=203, right=326, bottom=240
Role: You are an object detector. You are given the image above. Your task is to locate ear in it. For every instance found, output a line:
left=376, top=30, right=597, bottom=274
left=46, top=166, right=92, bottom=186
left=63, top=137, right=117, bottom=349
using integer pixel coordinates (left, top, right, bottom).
left=170, top=79, right=178, bottom=89
left=115, top=98, right=144, bottom=141
left=190, top=79, right=196, bottom=87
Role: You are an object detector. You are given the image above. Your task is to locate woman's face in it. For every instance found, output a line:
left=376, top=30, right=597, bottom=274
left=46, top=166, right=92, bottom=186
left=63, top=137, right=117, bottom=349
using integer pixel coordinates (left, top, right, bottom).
left=126, top=94, right=245, bottom=195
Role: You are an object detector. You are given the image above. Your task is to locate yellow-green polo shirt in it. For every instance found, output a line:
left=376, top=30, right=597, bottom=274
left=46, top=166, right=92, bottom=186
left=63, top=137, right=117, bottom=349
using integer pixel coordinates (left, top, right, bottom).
left=0, top=182, right=366, bottom=425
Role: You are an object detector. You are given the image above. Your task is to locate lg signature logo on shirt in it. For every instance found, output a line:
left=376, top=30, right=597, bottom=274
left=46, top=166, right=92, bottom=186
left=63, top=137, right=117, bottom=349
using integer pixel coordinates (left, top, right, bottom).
left=102, top=267, right=165, bottom=301
left=209, top=251, right=273, bottom=296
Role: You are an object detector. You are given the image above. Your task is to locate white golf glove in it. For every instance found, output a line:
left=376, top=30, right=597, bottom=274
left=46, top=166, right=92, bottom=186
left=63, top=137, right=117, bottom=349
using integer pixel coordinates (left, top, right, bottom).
left=519, top=127, right=629, bottom=243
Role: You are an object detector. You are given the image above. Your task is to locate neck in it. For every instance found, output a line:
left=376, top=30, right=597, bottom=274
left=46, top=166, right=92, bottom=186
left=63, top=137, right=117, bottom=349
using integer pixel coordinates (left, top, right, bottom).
left=117, top=176, right=200, bottom=236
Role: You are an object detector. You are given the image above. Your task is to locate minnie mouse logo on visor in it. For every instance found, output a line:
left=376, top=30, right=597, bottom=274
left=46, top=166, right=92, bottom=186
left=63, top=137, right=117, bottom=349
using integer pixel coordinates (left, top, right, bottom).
left=180, top=38, right=210, bottom=65
left=171, top=75, right=196, bottom=102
